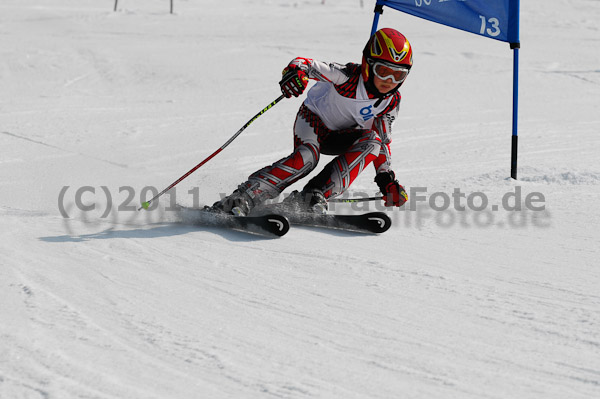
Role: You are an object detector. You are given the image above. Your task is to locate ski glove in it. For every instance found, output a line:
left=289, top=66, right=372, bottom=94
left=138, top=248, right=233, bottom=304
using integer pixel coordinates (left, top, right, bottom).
left=279, top=64, right=309, bottom=98
left=375, top=171, right=408, bottom=207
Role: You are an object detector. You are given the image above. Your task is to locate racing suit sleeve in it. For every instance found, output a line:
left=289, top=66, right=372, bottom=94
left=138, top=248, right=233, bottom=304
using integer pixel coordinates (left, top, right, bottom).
left=372, top=99, right=400, bottom=175
left=287, top=57, right=353, bottom=85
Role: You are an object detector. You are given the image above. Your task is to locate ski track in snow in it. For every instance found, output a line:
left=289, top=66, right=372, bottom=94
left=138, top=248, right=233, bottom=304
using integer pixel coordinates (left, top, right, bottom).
left=2, top=0, right=600, bottom=398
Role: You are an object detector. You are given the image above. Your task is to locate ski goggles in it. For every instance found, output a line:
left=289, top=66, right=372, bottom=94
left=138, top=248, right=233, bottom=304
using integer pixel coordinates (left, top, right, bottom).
left=371, top=61, right=410, bottom=84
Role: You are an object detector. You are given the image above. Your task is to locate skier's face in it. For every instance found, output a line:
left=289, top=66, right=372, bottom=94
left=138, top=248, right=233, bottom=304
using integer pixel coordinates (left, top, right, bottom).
left=373, top=75, right=397, bottom=94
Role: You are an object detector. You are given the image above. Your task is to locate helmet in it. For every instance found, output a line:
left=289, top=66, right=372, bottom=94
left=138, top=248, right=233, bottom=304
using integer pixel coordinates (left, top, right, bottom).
left=361, top=28, right=413, bottom=93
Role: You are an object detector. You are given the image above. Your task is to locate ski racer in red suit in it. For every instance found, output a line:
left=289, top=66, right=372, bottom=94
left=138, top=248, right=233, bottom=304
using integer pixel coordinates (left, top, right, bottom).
left=213, top=28, right=411, bottom=216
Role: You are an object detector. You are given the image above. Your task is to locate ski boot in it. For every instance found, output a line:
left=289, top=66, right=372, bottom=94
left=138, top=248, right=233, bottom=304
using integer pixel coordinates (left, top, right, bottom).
left=282, top=188, right=328, bottom=214
left=210, top=185, right=256, bottom=217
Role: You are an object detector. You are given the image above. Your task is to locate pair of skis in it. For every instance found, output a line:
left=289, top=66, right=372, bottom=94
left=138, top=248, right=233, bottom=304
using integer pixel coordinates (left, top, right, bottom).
left=178, top=207, right=392, bottom=237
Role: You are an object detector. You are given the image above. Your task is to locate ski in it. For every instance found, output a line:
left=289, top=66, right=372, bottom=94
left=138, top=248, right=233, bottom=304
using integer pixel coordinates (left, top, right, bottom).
left=274, top=211, right=392, bottom=234
left=178, top=207, right=290, bottom=237
left=287, top=212, right=391, bottom=234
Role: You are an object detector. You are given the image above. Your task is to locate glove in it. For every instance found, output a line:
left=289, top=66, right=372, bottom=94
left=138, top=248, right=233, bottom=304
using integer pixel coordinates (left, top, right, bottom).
left=279, top=64, right=309, bottom=98
left=375, top=171, right=408, bottom=207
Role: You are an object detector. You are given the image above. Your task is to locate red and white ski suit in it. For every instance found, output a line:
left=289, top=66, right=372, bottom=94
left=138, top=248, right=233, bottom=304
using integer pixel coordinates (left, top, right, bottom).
left=246, top=57, right=400, bottom=201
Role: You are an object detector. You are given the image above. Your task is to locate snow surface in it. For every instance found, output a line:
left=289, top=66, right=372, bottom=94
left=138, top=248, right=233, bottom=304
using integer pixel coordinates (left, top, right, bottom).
left=1, top=0, right=600, bottom=398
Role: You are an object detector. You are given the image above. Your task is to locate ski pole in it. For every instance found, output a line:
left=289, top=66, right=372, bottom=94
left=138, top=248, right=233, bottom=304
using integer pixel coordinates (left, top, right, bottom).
left=328, top=196, right=382, bottom=203
left=139, top=94, right=285, bottom=211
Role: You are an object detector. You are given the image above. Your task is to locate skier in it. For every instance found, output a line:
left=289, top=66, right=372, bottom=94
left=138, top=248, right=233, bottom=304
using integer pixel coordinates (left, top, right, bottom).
left=212, top=28, right=411, bottom=216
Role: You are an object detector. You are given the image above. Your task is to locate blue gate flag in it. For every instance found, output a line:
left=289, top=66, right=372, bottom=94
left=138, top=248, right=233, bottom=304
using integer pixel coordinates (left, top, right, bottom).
left=371, top=0, right=521, bottom=179
left=377, top=0, right=519, bottom=44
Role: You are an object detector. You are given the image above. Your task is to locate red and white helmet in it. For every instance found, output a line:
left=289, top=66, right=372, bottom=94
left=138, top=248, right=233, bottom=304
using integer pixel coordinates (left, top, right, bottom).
left=362, top=28, right=413, bottom=90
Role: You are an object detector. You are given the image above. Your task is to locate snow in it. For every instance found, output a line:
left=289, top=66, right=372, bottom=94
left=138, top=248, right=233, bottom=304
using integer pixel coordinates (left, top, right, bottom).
left=1, top=0, right=600, bottom=398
